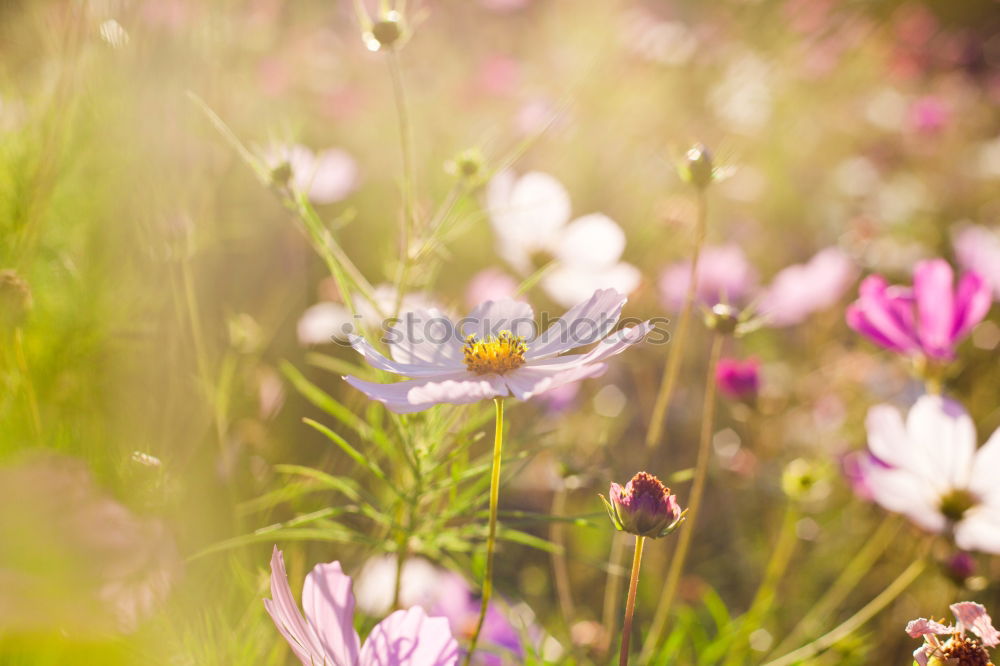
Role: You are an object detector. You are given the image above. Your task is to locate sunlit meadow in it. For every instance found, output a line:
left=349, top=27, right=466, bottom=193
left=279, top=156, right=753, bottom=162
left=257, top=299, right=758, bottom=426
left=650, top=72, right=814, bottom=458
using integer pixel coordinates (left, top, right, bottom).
left=2, top=0, right=1000, bottom=664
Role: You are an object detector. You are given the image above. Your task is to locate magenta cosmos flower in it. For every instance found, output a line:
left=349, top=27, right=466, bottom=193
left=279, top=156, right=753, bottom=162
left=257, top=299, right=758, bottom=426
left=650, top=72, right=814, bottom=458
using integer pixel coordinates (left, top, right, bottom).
left=264, top=547, right=459, bottom=666
left=858, top=395, right=1000, bottom=554
left=907, top=601, right=999, bottom=666
left=846, top=259, right=991, bottom=361
left=344, top=289, right=652, bottom=413
left=714, top=357, right=760, bottom=401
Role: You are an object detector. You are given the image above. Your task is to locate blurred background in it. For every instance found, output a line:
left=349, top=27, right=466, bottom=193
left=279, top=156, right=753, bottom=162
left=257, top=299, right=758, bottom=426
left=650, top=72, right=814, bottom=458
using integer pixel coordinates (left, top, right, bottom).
left=1, top=0, right=999, bottom=663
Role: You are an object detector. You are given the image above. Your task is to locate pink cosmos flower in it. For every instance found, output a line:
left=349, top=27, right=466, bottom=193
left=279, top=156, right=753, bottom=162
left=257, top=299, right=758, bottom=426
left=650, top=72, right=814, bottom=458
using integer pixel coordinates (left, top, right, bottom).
left=909, top=96, right=950, bottom=134
left=344, top=289, right=651, bottom=413
left=715, top=357, right=760, bottom=401
left=953, top=225, right=1000, bottom=301
left=846, top=259, right=991, bottom=360
left=264, top=547, right=459, bottom=666
left=907, top=601, right=999, bottom=666
left=266, top=143, right=359, bottom=204
left=858, top=395, right=1000, bottom=553
left=465, top=268, right=519, bottom=309
left=757, top=247, right=857, bottom=326
left=487, top=171, right=640, bottom=307
left=658, top=244, right=758, bottom=311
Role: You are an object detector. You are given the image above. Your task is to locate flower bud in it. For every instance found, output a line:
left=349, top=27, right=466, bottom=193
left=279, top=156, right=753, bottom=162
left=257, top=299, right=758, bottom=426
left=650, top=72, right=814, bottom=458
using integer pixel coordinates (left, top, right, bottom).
left=782, top=458, right=830, bottom=502
left=705, top=303, right=740, bottom=334
left=681, top=144, right=714, bottom=190
left=601, top=471, right=685, bottom=538
left=364, top=11, right=405, bottom=51
left=715, top=357, right=760, bottom=403
left=445, top=148, right=485, bottom=184
left=0, top=269, right=32, bottom=327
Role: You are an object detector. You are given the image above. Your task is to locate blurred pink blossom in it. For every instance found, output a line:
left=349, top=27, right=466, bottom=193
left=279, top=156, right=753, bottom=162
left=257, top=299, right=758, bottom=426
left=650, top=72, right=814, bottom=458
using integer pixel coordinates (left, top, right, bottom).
left=264, top=547, right=459, bottom=666
left=715, top=357, right=760, bottom=401
left=953, top=225, right=1000, bottom=300
left=846, top=259, right=991, bottom=360
left=465, top=268, right=520, bottom=308
left=487, top=171, right=640, bottom=307
left=908, top=96, right=950, bottom=134
left=758, top=247, right=857, bottom=326
left=477, top=55, right=521, bottom=96
left=265, top=143, right=358, bottom=204
left=298, top=285, right=440, bottom=345
left=479, top=0, right=532, bottom=12
left=658, top=244, right=758, bottom=311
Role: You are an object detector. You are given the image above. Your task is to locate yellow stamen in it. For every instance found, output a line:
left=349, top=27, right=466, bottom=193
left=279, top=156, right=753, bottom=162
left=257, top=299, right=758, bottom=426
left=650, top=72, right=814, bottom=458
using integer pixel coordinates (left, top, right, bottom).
left=463, top=330, right=528, bottom=375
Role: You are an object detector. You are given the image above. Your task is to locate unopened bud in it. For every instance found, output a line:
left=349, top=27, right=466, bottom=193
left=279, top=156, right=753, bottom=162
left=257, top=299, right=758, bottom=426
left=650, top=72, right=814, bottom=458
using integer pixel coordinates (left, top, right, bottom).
left=365, top=11, right=405, bottom=51
left=782, top=458, right=830, bottom=502
left=681, top=144, right=715, bottom=190
left=445, top=148, right=485, bottom=183
left=601, top=471, right=686, bottom=539
left=706, top=303, right=740, bottom=334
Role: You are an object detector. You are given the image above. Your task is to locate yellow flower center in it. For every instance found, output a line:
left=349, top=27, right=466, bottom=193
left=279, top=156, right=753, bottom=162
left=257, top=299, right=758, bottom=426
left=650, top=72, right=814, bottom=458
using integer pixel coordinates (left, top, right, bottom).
left=463, top=330, right=528, bottom=375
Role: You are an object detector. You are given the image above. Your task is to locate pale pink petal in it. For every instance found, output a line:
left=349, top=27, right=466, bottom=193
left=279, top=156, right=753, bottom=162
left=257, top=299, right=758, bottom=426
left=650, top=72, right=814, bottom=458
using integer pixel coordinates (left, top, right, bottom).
left=359, top=607, right=459, bottom=666
left=344, top=374, right=507, bottom=414
left=349, top=336, right=463, bottom=377
left=953, top=225, right=1000, bottom=300
left=387, top=309, right=465, bottom=366
left=860, top=462, right=945, bottom=533
left=760, top=248, right=856, bottom=327
left=528, top=288, right=627, bottom=359
left=659, top=244, right=758, bottom=310
left=913, top=259, right=956, bottom=357
left=955, top=507, right=1000, bottom=555
left=501, top=363, right=608, bottom=401
left=465, top=269, right=519, bottom=309
left=864, top=404, right=910, bottom=468
left=542, top=262, right=641, bottom=308
left=263, top=547, right=329, bottom=666
left=488, top=171, right=570, bottom=272
left=906, top=395, right=976, bottom=490
left=912, top=645, right=929, bottom=666
left=463, top=299, right=536, bottom=340
left=951, top=271, right=992, bottom=341
left=951, top=602, right=1000, bottom=647
left=847, top=276, right=920, bottom=353
left=307, top=148, right=359, bottom=204
left=905, top=617, right=956, bottom=638
left=299, top=303, right=354, bottom=345
left=303, top=562, right=362, bottom=666
left=531, top=321, right=653, bottom=371
left=968, top=425, right=1000, bottom=502
left=554, top=214, right=626, bottom=268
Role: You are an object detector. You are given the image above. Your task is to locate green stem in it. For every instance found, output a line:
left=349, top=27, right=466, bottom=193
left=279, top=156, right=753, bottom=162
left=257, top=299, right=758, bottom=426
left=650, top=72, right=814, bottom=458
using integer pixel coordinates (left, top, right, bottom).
left=619, top=535, right=646, bottom=666
left=645, top=188, right=707, bottom=450
left=767, top=516, right=900, bottom=659
left=599, top=532, right=628, bottom=658
left=723, top=503, right=799, bottom=665
left=386, top=49, right=418, bottom=317
left=550, top=485, right=576, bottom=626
left=762, top=557, right=927, bottom=666
left=641, top=330, right=722, bottom=661
left=463, top=398, right=505, bottom=666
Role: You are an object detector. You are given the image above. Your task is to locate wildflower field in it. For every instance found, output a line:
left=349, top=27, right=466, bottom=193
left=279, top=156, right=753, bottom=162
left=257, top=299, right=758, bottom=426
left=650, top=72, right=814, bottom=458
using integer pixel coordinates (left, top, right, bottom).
left=3, top=0, right=1000, bottom=664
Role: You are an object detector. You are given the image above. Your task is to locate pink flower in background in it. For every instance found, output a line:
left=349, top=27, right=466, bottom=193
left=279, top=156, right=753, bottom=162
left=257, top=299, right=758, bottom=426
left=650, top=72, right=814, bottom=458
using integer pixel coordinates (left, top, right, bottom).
left=487, top=171, right=640, bottom=307
left=908, top=96, right=950, bottom=134
left=715, top=357, right=760, bottom=401
left=907, top=601, right=999, bottom=666
left=298, top=285, right=440, bottom=345
left=344, top=289, right=651, bottom=413
left=264, top=547, right=459, bottom=666
left=758, top=247, right=857, bottom=326
left=265, top=143, right=358, bottom=204
left=479, top=0, right=532, bottom=11
left=858, top=395, right=1000, bottom=554
left=354, top=556, right=525, bottom=666
left=953, top=225, right=1000, bottom=300
left=465, top=268, right=520, bottom=308
left=658, top=244, right=759, bottom=311
left=477, top=55, right=521, bottom=96
left=846, top=259, right=991, bottom=360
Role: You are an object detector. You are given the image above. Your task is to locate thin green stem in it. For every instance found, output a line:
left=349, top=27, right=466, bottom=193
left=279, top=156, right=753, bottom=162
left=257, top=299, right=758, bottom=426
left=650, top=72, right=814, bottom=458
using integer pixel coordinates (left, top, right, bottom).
left=723, top=503, right=799, bottom=666
left=619, top=535, right=646, bottom=666
left=641, top=330, right=722, bottom=661
left=599, top=532, right=627, bottom=658
left=549, top=485, right=576, bottom=627
left=646, top=188, right=708, bottom=450
left=386, top=49, right=418, bottom=316
left=762, top=557, right=927, bottom=666
left=463, top=398, right=505, bottom=666
left=767, top=515, right=900, bottom=659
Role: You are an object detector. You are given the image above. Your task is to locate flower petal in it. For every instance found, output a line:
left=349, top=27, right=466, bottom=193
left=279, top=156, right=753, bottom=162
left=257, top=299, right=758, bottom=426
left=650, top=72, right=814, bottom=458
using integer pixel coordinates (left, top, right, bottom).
left=302, top=562, right=362, bottom=666
left=969, top=424, right=1000, bottom=502
left=906, top=395, right=976, bottom=490
left=911, top=645, right=929, bottom=666
left=541, top=262, right=641, bottom=309
left=345, top=373, right=507, bottom=414
left=905, top=617, right=956, bottom=638
left=859, top=460, right=945, bottom=533
left=299, top=302, right=354, bottom=345
left=847, top=276, right=920, bottom=354
left=954, top=507, right=1000, bottom=555
left=553, top=214, right=626, bottom=268
left=387, top=309, right=465, bottom=366
left=865, top=403, right=910, bottom=468
left=913, top=259, right=956, bottom=357
left=349, top=336, right=463, bottom=377
left=530, top=321, right=653, bottom=370
left=951, top=602, right=1000, bottom=647
left=488, top=171, right=570, bottom=272
left=263, top=547, right=329, bottom=666
left=359, top=607, right=460, bottom=666
left=502, top=363, right=608, bottom=401
left=951, top=270, right=992, bottom=341
left=463, top=299, right=536, bottom=340
left=528, top=288, right=627, bottom=359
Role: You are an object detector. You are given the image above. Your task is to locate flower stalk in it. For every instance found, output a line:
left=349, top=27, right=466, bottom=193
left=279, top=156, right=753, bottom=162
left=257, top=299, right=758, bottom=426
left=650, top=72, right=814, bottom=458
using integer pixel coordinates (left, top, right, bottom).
left=463, top=397, right=505, bottom=666
left=619, top=535, right=645, bottom=666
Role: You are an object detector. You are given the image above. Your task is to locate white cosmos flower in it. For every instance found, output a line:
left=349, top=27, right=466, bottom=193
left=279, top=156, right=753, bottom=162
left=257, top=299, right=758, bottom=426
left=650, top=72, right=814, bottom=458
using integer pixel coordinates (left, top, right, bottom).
left=860, top=395, right=1000, bottom=553
left=487, top=170, right=640, bottom=307
left=297, top=285, right=440, bottom=345
left=266, top=143, right=358, bottom=204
